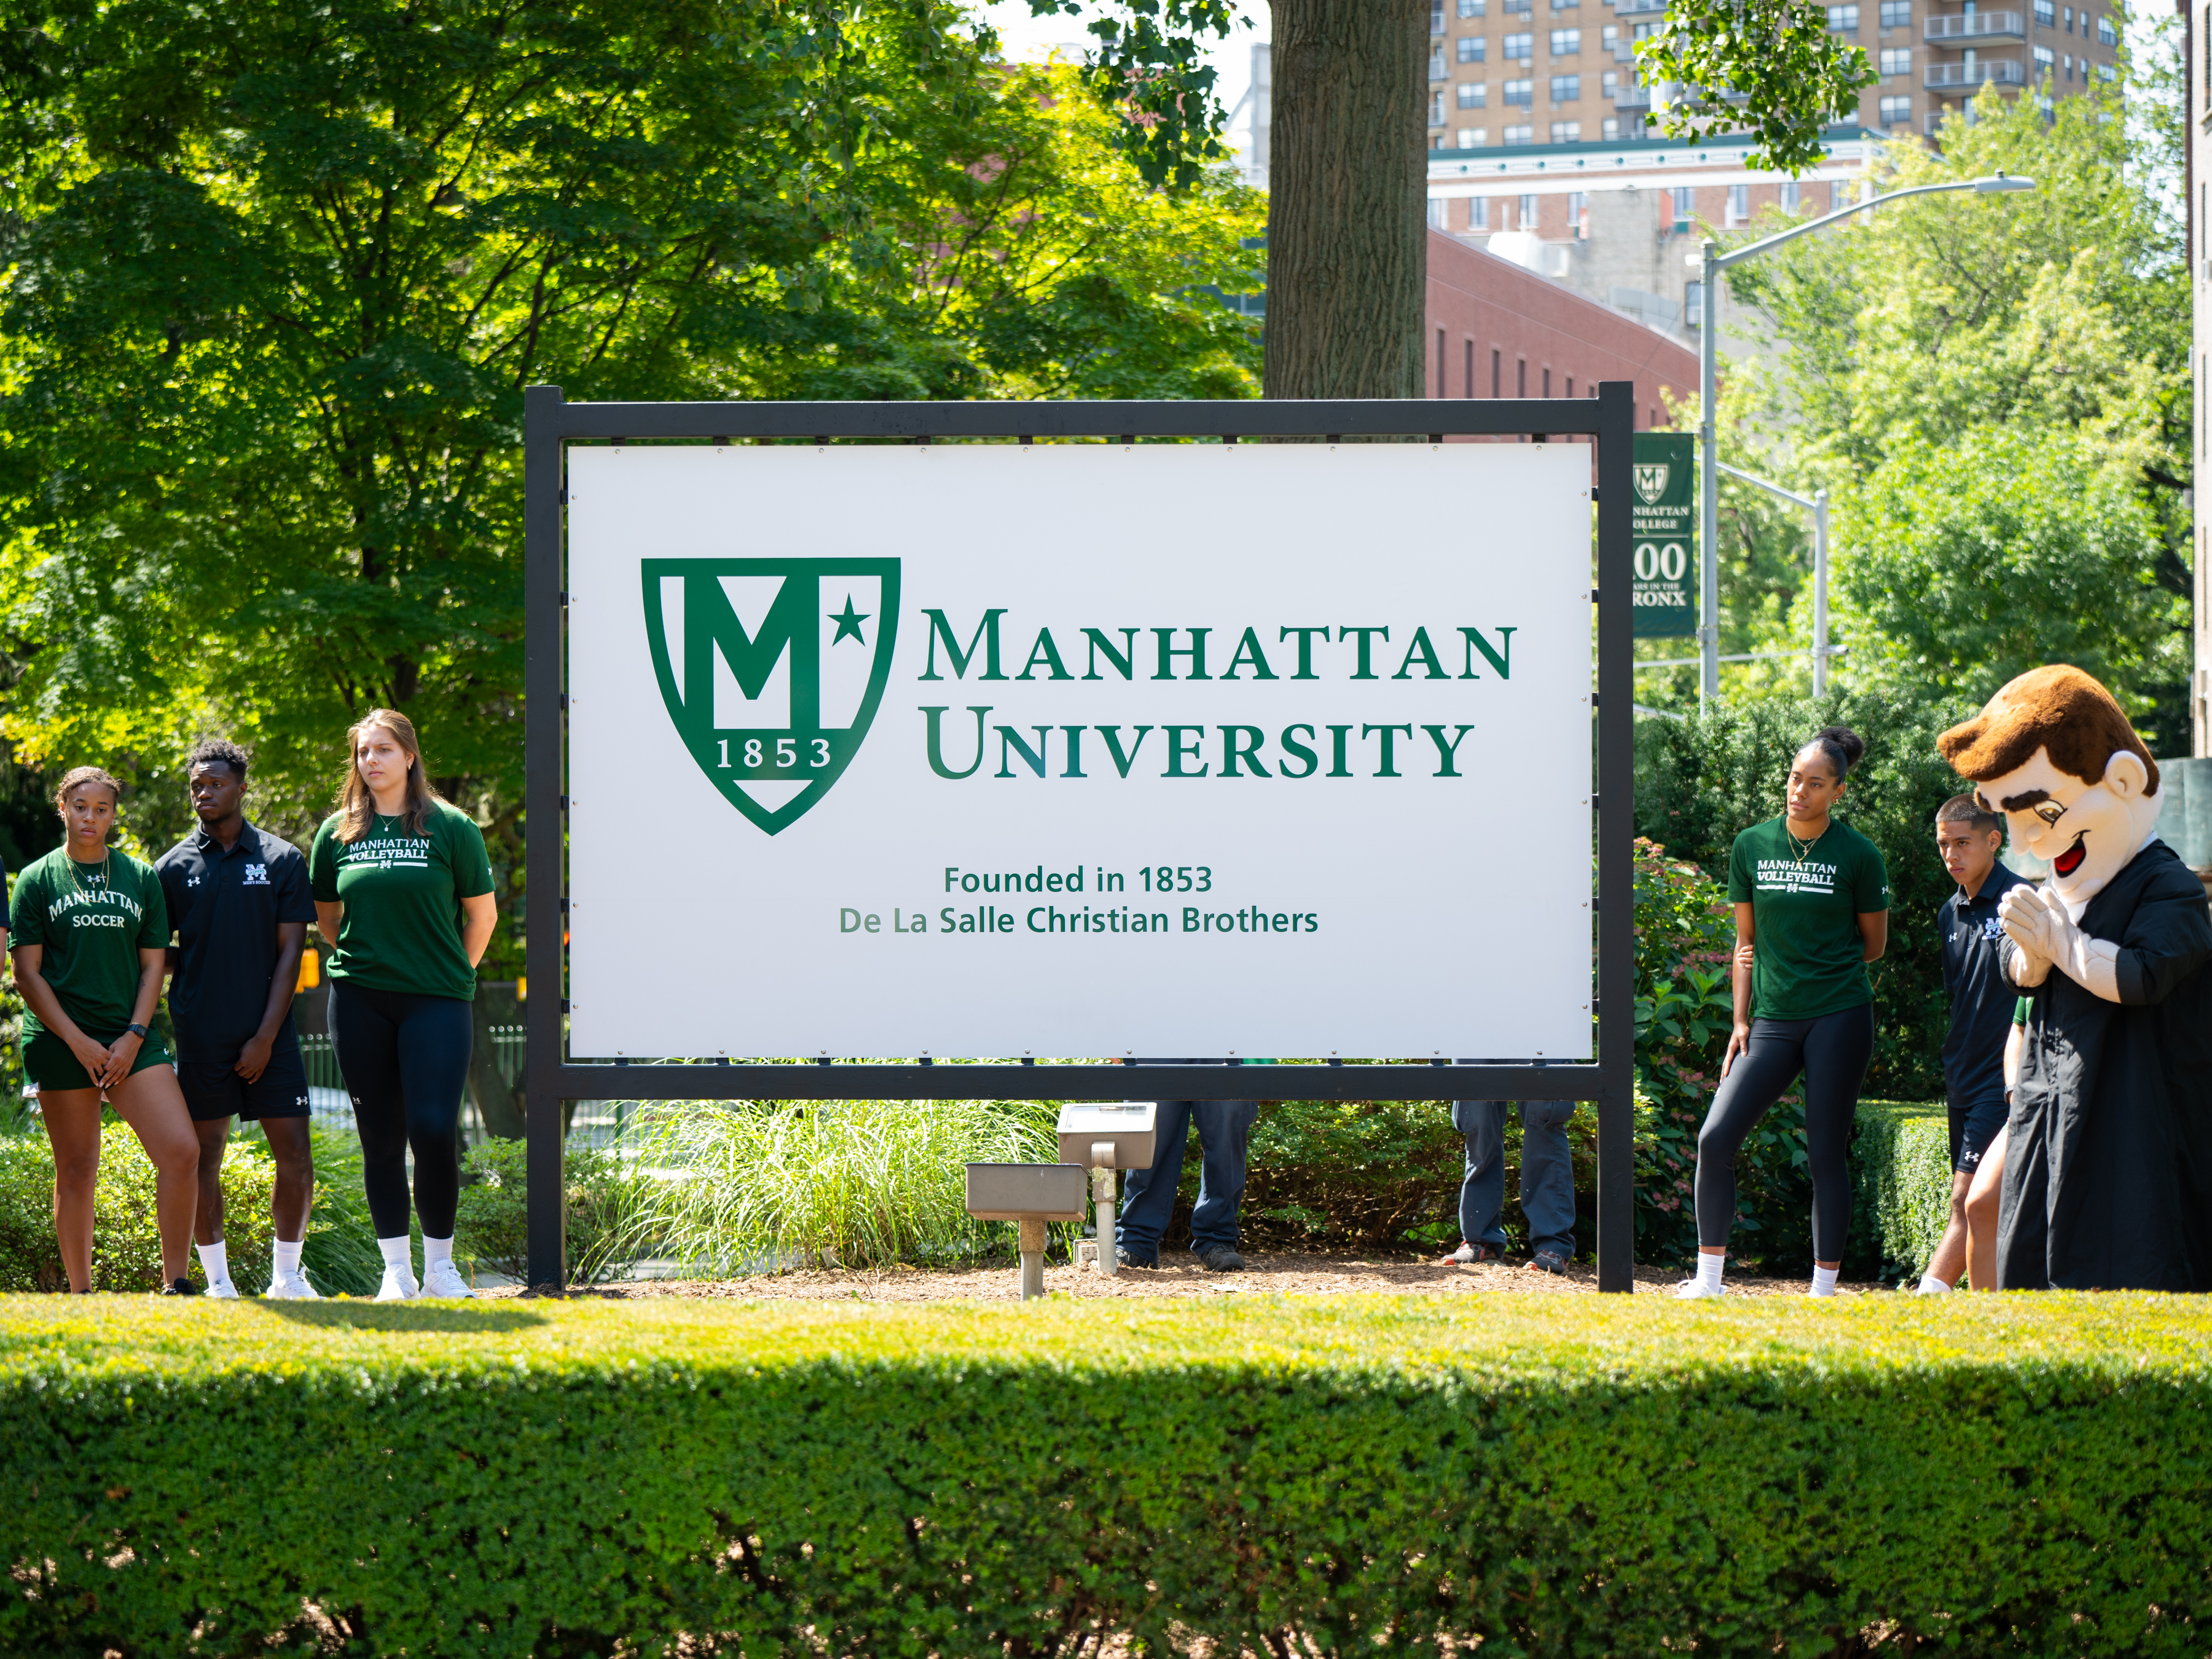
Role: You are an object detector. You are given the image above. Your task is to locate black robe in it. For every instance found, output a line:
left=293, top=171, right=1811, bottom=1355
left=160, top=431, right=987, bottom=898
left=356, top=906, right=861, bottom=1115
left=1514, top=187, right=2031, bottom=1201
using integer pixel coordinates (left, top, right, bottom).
left=1998, top=840, right=2212, bottom=1292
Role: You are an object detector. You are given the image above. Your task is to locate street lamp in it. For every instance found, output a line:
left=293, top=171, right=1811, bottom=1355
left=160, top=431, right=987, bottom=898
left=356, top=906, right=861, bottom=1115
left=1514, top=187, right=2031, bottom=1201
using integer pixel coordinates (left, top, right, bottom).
left=1687, top=170, right=2037, bottom=708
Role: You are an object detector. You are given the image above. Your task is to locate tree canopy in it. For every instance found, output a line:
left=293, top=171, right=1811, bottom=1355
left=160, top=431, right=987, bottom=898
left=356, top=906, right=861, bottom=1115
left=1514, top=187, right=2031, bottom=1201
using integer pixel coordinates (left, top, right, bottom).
left=0, top=0, right=1264, bottom=902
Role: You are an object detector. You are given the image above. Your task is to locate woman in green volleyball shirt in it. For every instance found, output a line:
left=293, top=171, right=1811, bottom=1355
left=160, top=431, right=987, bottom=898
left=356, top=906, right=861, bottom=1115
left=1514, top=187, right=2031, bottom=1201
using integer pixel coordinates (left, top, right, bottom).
left=1676, top=726, right=1890, bottom=1300
left=10, top=766, right=202, bottom=1294
left=310, top=708, right=496, bottom=1303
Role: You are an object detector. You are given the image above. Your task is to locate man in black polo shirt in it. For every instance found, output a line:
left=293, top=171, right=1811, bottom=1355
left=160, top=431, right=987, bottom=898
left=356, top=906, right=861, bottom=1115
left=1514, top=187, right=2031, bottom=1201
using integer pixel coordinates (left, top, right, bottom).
left=1919, top=793, right=2029, bottom=1293
left=156, top=739, right=318, bottom=1298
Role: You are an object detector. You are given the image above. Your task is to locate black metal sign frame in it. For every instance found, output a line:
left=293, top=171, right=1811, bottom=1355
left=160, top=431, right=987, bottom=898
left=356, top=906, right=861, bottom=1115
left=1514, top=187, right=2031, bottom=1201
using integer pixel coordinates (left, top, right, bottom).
left=523, top=383, right=1638, bottom=1290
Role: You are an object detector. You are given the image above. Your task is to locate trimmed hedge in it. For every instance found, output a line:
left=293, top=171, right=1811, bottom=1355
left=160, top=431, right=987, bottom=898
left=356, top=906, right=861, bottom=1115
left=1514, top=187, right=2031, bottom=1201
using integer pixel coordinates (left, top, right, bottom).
left=1853, top=1101, right=1956, bottom=1282
left=4, top=1295, right=2209, bottom=1657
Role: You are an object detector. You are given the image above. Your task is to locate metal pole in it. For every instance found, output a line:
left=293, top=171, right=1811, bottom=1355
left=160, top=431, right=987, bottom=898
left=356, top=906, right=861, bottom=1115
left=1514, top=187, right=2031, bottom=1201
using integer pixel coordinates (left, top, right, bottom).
left=1018, top=1217, right=1046, bottom=1301
left=1698, top=237, right=1720, bottom=710
left=1091, top=1165, right=1118, bottom=1279
left=1812, top=488, right=1830, bottom=698
left=1594, top=380, right=1637, bottom=1293
left=523, top=383, right=568, bottom=1294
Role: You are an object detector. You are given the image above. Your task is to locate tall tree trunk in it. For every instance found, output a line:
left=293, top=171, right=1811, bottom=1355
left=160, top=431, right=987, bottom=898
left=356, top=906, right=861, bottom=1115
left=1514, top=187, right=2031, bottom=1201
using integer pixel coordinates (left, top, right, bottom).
left=1263, top=0, right=1427, bottom=402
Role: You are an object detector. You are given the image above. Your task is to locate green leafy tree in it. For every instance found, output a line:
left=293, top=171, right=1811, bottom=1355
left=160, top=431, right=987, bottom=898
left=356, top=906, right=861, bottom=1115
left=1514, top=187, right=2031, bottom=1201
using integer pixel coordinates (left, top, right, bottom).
left=1636, top=0, right=1877, bottom=170
left=0, top=1, right=1261, bottom=953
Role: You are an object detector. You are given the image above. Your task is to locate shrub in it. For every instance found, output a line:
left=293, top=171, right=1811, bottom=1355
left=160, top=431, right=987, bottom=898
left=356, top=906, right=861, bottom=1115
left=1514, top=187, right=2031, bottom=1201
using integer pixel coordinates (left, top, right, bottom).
left=1635, top=688, right=1980, bottom=1099
left=615, top=1097, right=1064, bottom=1273
left=0, top=1120, right=276, bottom=1291
left=1853, top=1100, right=1956, bottom=1283
left=4, top=1295, right=2209, bottom=1658
left=455, top=1137, right=643, bottom=1286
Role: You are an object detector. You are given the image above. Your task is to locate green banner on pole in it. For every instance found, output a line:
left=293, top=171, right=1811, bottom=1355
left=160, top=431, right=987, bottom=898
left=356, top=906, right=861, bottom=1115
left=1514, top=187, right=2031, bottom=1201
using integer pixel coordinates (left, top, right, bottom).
left=1630, top=432, right=1697, bottom=638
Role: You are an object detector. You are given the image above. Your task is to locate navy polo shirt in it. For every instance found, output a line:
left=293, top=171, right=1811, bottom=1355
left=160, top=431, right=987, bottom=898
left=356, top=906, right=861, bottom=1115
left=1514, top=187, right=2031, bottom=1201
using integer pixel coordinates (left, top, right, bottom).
left=1939, top=861, right=2030, bottom=1110
left=155, top=820, right=316, bottom=1064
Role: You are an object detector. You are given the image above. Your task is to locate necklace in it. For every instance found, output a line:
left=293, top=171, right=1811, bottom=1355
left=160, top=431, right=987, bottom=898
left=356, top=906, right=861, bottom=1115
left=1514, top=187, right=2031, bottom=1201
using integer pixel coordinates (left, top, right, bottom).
left=70, top=845, right=111, bottom=893
left=1786, top=823, right=1827, bottom=866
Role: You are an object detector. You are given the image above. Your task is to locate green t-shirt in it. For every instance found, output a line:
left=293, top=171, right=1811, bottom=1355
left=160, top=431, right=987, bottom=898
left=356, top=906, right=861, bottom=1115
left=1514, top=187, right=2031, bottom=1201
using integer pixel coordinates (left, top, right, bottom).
left=308, top=803, right=495, bottom=1001
left=8, top=847, right=170, bottom=1039
left=1727, top=816, right=1890, bottom=1022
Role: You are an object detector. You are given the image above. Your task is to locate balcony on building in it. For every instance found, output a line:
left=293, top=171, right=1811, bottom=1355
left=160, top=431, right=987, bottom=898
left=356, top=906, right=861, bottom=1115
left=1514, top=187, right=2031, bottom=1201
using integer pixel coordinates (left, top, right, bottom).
left=1614, top=82, right=1653, bottom=109
left=1923, top=10, right=2025, bottom=40
left=1924, top=58, right=2025, bottom=89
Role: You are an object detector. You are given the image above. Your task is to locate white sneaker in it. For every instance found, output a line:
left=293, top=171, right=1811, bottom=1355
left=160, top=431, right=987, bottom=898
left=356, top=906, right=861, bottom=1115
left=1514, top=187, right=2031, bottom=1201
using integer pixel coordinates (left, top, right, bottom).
left=375, top=1265, right=420, bottom=1302
left=264, top=1269, right=320, bottom=1300
left=419, top=1260, right=473, bottom=1300
left=1672, top=1278, right=1728, bottom=1298
left=203, top=1276, right=240, bottom=1300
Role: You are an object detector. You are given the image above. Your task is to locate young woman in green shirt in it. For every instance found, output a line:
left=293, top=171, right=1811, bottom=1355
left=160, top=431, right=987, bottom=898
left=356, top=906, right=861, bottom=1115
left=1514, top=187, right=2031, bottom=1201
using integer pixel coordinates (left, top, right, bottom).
left=310, top=709, right=497, bottom=1302
left=9, top=767, right=202, bottom=1293
left=1676, top=726, right=1891, bottom=1300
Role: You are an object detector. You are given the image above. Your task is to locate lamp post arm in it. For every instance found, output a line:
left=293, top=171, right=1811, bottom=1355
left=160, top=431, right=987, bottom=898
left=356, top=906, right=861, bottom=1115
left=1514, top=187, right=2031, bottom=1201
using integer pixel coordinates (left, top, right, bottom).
left=1706, top=179, right=1982, bottom=272
left=1716, top=460, right=1818, bottom=511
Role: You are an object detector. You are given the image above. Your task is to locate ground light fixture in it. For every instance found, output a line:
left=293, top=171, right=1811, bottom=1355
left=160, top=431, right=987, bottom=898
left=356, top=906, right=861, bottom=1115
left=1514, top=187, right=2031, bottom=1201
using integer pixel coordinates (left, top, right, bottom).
left=964, top=1163, right=1088, bottom=1300
left=1684, top=170, right=2037, bottom=707
left=1058, top=1104, right=1158, bottom=1280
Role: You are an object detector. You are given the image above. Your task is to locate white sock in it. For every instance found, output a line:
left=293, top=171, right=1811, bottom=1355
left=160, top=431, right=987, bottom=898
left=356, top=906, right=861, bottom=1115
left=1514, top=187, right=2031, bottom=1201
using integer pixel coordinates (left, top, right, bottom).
left=1916, top=1271, right=1953, bottom=1295
left=273, top=1238, right=304, bottom=1279
left=422, top=1234, right=455, bottom=1267
left=377, top=1234, right=414, bottom=1273
left=195, top=1240, right=229, bottom=1284
left=1811, top=1265, right=1840, bottom=1296
left=1695, top=1253, right=1725, bottom=1292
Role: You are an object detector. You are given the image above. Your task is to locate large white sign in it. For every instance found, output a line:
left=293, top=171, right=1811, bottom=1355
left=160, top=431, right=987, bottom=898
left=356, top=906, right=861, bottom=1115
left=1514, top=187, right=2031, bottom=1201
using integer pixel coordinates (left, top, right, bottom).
left=565, top=443, right=1593, bottom=1060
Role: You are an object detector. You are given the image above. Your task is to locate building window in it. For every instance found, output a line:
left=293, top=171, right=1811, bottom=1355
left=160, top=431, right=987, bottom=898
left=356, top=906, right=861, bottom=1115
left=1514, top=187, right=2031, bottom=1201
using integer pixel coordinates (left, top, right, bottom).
left=1503, top=0, right=1531, bottom=12
left=1550, top=74, right=1580, bottom=101
left=1826, top=3, right=1858, bottom=28
left=2097, top=60, right=2114, bottom=79
left=1492, top=348, right=1502, bottom=396
left=1569, top=190, right=1587, bottom=235
left=1725, top=183, right=1749, bottom=226
left=1601, top=23, right=1618, bottom=47
left=2098, top=15, right=2116, bottom=42
left=1470, top=196, right=1491, bottom=229
left=2033, top=0, right=2053, bottom=23
left=1431, top=46, right=1448, bottom=79
left=2033, top=43, right=2053, bottom=76
left=1458, top=81, right=1488, bottom=106
left=1549, top=119, right=1581, bottom=141
left=1550, top=28, right=1581, bottom=52
left=1459, top=35, right=1486, bottom=60
left=1459, top=0, right=1486, bottom=15
left=1428, top=198, right=1446, bottom=229
left=1879, top=0, right=1909, bottom=23
left=1879, top=93, right=1912, bottom=124
left=1880, top=46, right=1910, bottom=74
left=1565, top=377, right=1574, bottom=398
left=1520, top=192, right=1539, bottom=224
left=1671, top=185, right=1693, bottom=232
left=1602, top=115, right=1621, bottom=138
left=1518, top=358, right=1528, bottom=396
left=1504, top=76, right=1534, bottom=103
left=1430, top=90, right=1448, bottom=124
left=1464, top=339, right=1475, bottom=398
left=1686, top=280, right=1704, bottom=327
left=1543, top=367, right=1553, bottom=396
left=1503, top=122, right=1534, bottom=144
left=1504, top=30, right=1534, bottom=57
left=2062, top=4, right=2073, bottom=28
left=1432, top=0, right=1447, bottom=33
left=1457, top=126, right=1487, bottom=146
left=1780, top=180, right=1799, bottom=213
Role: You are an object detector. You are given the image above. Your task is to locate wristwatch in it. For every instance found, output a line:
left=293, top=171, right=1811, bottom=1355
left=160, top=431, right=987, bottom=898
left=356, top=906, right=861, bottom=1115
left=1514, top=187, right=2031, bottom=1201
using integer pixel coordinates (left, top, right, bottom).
left=125, top=1023, right=148, bottom=1039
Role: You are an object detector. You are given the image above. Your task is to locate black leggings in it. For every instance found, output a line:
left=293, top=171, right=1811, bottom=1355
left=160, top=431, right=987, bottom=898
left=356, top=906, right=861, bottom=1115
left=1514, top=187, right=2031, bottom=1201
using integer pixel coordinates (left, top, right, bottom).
left=1695, top=1004, right=1873, bottom=1262
left=330, top=982, right=473, bottom=1239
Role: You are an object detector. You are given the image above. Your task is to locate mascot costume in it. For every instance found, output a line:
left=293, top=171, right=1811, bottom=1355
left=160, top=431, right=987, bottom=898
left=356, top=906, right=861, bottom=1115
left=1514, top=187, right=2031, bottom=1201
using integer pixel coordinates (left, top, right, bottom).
left=1937, top=665, right=2212, bottom=1292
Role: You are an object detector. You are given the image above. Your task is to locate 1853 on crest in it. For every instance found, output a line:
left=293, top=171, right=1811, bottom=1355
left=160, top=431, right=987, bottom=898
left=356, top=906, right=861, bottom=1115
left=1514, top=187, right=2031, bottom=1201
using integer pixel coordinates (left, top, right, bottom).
left=641, top=557, right=902, bottom=834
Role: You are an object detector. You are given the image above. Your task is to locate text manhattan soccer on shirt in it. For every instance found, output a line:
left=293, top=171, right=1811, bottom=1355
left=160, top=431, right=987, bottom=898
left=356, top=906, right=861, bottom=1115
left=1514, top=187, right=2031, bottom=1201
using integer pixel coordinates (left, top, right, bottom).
left=45, top=886, right=144, bottom=922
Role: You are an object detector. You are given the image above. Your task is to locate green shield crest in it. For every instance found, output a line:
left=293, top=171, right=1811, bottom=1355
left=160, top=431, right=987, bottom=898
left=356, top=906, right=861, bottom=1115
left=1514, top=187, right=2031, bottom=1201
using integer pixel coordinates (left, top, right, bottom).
left=642, top=557, right=901, bottom=835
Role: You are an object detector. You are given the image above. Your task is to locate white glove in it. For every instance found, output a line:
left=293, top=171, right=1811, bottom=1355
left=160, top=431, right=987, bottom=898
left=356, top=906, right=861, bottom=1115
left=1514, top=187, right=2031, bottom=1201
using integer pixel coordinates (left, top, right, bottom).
left=2000, top=884, right=2120, bottom=1002
left=1998, top=884, right=2053, bottom=987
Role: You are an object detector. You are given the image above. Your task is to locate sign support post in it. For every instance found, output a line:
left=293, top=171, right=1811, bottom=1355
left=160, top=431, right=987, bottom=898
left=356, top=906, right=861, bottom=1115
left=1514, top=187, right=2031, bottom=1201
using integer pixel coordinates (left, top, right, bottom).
left=523, top=386, right=1640, bottom=1293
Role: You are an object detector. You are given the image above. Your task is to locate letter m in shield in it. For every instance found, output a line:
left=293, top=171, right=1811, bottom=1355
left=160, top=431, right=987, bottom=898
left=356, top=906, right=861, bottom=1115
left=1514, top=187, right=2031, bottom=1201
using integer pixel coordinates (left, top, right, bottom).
left=642, top=558, right=901, bottom=834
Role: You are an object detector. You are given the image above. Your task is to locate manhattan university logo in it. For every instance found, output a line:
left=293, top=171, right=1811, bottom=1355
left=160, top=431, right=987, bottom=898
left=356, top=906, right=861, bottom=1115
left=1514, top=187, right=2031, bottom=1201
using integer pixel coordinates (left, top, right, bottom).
left=1633, top=463, right=1670, bottom=504
left=642, top=557, right=901, bottom=835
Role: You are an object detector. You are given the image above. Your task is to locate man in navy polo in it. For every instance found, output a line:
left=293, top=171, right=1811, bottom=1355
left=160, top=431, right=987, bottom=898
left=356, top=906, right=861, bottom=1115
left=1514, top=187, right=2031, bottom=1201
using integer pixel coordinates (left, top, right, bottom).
left=1918, top=793, right=2030, bottom=1293
left=156, top=739, right=318, bottom=1298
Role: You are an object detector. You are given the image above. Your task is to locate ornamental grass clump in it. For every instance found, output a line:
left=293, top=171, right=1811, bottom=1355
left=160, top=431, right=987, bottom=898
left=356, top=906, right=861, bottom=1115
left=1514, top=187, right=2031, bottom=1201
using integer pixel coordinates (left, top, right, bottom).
left=618, top=1096, right=1060, bottom=1273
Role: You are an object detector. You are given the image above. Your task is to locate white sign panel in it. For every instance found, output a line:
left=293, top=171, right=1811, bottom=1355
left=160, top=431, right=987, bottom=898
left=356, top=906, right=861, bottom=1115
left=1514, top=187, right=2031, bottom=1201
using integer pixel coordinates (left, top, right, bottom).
left=565, top=444, right=1592, bottom=1060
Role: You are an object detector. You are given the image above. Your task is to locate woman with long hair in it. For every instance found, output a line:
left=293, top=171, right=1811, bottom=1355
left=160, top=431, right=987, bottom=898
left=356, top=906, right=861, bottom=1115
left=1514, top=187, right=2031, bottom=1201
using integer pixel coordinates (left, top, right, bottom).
left=309, top=710, right=497, bottom=1301
left=10, top=767, right=201, bottom=1292
left=1676, top=726, right=1890, bottom=1299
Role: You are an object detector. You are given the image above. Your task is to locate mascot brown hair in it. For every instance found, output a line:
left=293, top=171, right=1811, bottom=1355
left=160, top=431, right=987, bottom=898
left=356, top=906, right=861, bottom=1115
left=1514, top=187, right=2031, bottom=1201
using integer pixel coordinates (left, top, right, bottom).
left=1937, top=665, right=2211, bottom=1291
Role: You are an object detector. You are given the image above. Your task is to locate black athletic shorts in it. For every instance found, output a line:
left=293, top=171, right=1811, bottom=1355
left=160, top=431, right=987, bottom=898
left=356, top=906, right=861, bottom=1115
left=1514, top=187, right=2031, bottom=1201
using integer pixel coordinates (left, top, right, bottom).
left=178, top=1046, right=313, bottom=1123
left=1947, top=1094, right=2007, bottom=1175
